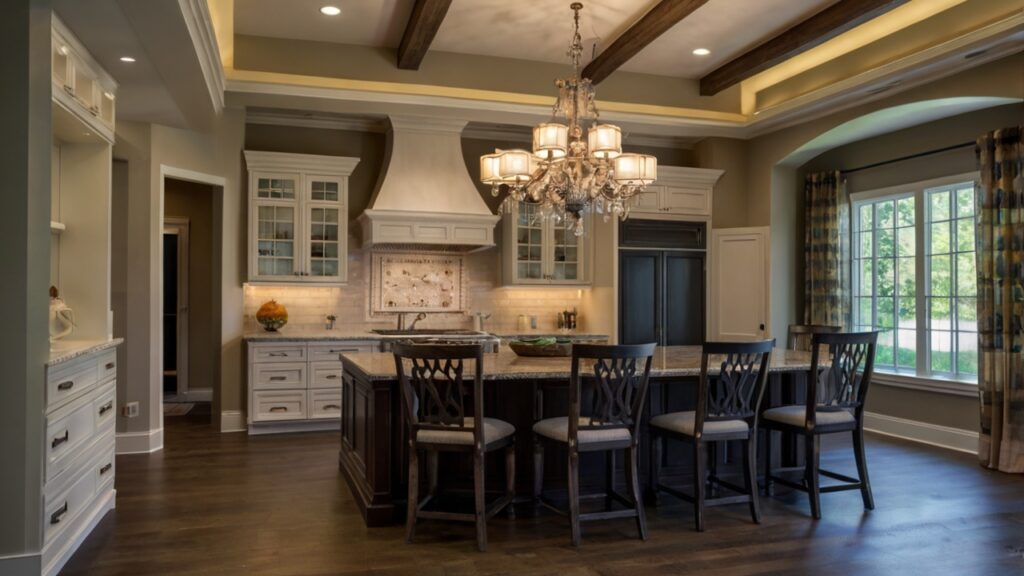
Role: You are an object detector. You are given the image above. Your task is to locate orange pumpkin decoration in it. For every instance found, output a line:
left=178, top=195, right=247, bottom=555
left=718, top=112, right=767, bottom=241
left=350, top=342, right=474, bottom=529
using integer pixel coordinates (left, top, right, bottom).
left=256, top=300, right=289, bottom=331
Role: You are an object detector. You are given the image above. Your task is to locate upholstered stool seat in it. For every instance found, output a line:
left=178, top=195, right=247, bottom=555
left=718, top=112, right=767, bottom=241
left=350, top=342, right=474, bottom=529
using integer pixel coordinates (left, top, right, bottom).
left=533, top=416, right=632, bottom=445
left=762, top=405, right=855, bottom=428
left=417, top=417, right=515, bottom=446
left=650, top=411, right=749, bottom=438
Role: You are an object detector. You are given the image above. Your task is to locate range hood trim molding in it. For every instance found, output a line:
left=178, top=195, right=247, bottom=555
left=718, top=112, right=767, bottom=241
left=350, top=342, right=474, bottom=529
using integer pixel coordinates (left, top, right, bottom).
left=359, top=209, right=500, bottom=253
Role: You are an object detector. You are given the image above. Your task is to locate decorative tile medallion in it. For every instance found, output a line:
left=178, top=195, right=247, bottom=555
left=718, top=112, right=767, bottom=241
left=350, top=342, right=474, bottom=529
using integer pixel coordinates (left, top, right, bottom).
left=370, top=252, right=465, bottom=313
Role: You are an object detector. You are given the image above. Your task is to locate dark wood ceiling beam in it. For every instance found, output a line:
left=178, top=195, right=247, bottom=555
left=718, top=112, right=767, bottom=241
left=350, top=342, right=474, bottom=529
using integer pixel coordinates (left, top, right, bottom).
left=699, top=0, right=909, bottom=96
left=582, top=0, right=710, bottom=84
left=397, top=0, right=453, bottom=70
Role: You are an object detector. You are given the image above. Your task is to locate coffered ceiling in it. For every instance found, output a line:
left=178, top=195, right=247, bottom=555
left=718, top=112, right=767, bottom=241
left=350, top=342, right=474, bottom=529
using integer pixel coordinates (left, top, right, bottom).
left=233, top=0, right=836, bottom=79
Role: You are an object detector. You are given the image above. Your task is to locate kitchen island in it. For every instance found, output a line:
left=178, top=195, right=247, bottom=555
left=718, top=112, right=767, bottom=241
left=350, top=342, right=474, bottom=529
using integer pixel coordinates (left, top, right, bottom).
left=339, top=346, right=814, bottom=526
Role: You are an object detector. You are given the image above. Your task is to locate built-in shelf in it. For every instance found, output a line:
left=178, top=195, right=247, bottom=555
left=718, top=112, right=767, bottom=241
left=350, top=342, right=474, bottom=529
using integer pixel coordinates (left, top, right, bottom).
left=50, top=221, right=66, bottom=234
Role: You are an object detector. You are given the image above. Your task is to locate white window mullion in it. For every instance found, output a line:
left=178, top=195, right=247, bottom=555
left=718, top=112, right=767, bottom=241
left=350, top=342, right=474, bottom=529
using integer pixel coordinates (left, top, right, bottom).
left=915, top=187, right=929, bottom=377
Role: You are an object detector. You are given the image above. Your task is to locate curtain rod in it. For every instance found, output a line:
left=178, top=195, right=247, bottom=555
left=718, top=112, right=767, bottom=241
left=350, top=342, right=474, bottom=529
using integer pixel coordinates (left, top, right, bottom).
left=840, top=141, right=975, bottom=175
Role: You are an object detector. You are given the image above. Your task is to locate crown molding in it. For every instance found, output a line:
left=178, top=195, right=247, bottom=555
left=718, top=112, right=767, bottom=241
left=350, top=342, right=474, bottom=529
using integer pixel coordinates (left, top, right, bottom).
left=243, top=150, right=361, bottom=175
left=246, top=109, right=385, bottom=132
left=179, top=0, right=225, bottom=113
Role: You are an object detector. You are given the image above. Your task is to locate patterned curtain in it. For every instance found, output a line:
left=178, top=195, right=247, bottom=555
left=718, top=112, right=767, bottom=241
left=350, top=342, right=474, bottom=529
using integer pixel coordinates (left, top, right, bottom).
left=976, top=125, right=1024, bottom=473
left=804, top=171, right=850, bottom=328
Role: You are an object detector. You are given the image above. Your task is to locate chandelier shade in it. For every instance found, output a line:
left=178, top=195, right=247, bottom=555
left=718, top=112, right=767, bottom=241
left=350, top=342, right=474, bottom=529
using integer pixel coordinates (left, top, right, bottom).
left=588, top=124, right=622, bottom=159
left=533, top=123, right=569, bottom=159
left=479, top=3, right=656, bottom=236
left=613, top=153, right=657, bottom=186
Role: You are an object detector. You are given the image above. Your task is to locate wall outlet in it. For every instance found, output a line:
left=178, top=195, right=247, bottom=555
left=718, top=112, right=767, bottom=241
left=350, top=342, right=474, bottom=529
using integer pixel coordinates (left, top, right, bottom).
left=121, top=402, right=139, bottom=418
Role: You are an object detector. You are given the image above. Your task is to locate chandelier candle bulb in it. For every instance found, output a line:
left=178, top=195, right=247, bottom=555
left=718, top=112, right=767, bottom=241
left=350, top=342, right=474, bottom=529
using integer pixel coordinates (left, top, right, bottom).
left=588, top=124, right=622, bottom=159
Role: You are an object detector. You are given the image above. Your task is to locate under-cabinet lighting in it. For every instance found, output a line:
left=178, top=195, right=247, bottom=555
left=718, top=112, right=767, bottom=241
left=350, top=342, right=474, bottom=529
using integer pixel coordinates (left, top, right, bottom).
left=119, top=56, right=136, bottom=63
left=319, top=5, right=341, bottom=16
left=692, top=48, right=711, bottom=56
left=103, top=91, right=115, bottom=100
left=58, top=45, right=69, bottom=55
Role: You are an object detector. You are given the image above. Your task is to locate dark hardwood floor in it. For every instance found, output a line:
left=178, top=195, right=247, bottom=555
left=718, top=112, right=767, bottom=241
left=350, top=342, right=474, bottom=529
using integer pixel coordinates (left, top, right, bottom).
left=63, top=408, right=1024, bottom=575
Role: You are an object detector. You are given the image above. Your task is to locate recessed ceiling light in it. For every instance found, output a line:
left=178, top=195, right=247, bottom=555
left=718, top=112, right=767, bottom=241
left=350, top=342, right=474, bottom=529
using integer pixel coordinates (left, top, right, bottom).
left=692, top=48, right=711, bottom=56
left=119, top=56, right=136, bottom=63
left=319, top=5, right=341, bottom=16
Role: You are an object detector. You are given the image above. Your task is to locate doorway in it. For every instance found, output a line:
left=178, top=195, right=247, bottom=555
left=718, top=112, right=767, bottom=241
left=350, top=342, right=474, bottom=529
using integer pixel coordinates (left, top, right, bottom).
left=162, top=177, right=217, bottom=424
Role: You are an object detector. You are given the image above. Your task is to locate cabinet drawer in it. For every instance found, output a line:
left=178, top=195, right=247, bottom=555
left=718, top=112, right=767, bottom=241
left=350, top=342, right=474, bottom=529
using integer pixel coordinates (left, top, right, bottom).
left=309, top=362, right=343, bottom=389
left=43, top=455, right=97, bottom=545
left=47, top=358, right=99, bottom=411
left=308, top=389, right=342, bottom=420
left=94, top=443, right=116, bottom=495
left=252, top=390, right=307, bottom=422
left=93, top=383, right=116, bottom=432
left=96, top=350, right=117, bottom=382
left=252, top=344, right=306, bottom=363
left=46, top=396, right=97, bottom=483
left=308, top=342, right=377, bottom=362
left=252, top=363, right=306, bottom=390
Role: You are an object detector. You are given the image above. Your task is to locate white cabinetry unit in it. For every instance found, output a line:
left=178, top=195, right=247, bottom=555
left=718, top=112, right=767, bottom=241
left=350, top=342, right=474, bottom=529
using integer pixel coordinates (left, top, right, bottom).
left=244, top=152, right=360, bottom=284
left=52, top=16, right=116, bottom=143
left=246, top=340, right=378, bottom=434
left=630, top=166, right=724, bottom=220
left=42, top=344, right=120, bottom=576
left=502, top=202, right=593, bottom=285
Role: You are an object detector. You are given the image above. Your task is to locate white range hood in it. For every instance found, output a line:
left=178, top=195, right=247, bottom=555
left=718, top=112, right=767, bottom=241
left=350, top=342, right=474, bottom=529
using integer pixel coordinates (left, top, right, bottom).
left=359, top=115, right=500, bottom=252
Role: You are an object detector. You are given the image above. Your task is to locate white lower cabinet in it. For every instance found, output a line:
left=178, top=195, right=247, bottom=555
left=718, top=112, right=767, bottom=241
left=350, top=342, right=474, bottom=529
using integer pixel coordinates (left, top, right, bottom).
left=42, top=344, right=120, bottom=576
left=246, top=340, right=377, bottom=433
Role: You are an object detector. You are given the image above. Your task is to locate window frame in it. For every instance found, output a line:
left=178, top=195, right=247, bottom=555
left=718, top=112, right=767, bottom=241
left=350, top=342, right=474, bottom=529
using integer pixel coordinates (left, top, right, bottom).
left=850, top=172, right=980, bottom=391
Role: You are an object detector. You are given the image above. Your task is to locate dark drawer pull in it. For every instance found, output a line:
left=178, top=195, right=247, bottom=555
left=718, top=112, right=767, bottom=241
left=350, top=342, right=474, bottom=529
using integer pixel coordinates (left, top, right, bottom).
left=105, top=362, right=115, bottom=370
left=268, top=352, right=289, bottom=357
left=269, top=376, right=287, bottom=381
left=269, top=406, right=288, bottom=413
left=325, top=374, right=339, bottom=380
left=100, top=462, right=113, bottom=475
left=57, top=381, right=74, bottom=391
left=52, top=430, right=69, bottom=449
left=323, top=404, right=341, bottom=411
left=99, top=401, right=113, bottom=416
left=50, top=502, right=69, bottom=525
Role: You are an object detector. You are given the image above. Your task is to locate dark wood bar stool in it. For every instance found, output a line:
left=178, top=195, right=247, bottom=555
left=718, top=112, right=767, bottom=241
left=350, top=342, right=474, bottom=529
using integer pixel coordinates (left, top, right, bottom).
left=649, top=340, right=774, bottom=531
left=787, top=324, right=841, bottom=351
left=762, top=331, right=877, bottom=519
left=393, top=342, right=515, bottom=552
left=532, top=342, right=656, bottom=547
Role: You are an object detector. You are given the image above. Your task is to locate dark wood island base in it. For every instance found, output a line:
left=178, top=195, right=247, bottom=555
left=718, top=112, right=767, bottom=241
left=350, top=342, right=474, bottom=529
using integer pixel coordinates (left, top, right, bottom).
left=339, top=346, right=812, bottom=527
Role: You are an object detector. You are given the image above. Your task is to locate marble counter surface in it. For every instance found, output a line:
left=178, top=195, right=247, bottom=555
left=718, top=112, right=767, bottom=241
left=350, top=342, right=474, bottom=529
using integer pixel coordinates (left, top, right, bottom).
left=492, top=332, right=609, bottom=341
left=48, top=338, right=123, bottom=366
left=343, top=345, right=813, bottom=381
left=244, top=327, right=382, bottom=341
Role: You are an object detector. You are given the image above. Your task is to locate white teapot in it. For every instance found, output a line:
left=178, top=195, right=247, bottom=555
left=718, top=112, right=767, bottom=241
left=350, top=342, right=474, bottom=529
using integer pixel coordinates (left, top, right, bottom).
left=49, top=286, right=75, bottom=342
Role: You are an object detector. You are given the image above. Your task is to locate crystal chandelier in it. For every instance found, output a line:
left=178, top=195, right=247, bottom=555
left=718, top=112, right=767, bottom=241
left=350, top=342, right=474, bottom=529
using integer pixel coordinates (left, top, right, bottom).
left=479, top=2, right=657, bottom=237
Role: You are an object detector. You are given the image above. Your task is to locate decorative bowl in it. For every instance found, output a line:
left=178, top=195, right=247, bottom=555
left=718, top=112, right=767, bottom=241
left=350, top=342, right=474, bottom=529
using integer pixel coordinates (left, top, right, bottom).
left=256, top=300, right=289, bottom=332
left=509, top=339, right=572, bottom=357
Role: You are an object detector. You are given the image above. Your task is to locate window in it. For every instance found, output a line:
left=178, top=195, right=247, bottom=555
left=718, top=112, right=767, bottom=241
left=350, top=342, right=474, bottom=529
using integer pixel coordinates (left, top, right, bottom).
left=851, top=174, right=979, bottom=383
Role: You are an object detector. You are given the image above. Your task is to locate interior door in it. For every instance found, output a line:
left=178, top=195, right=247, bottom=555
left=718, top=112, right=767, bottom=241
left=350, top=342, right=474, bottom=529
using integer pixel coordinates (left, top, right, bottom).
left=710, top=227, right=769, bottom=341
left=619, top=250, right=661, bottom=345
left=664, top=252, right=704, bottom=345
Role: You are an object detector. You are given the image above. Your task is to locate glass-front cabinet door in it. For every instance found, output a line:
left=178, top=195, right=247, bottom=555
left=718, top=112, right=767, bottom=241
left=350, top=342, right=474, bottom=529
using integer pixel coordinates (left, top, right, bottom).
left=304, top=176, right=345, bottom=282
left=253, top=172, right=300, bottom=280
left=504, top=203, right=589, bottom=285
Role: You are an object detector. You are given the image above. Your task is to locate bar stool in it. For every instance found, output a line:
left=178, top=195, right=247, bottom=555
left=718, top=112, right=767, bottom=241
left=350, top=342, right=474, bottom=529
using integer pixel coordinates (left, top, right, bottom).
left=762, top=331, right=877, bottom=519
left=532, top=343, right=656, bottom=547
left=649, top=340, right=774, bottom=531
left=393, top=342, right=515, bottom=552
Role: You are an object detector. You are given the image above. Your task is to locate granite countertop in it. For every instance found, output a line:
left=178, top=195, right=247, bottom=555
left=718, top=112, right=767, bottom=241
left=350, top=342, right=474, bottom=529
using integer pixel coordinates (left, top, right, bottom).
left=48, top=338, right=123, bottom=366
left=244, top=327, right=383, bottom=341
left=491, top=332, right=609, bottom=341
left=342, top=346, right=813, bottom=381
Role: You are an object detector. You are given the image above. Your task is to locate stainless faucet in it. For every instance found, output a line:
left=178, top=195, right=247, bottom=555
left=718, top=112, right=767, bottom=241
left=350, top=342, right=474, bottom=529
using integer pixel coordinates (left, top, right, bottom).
left=397, top=312, right=427, bottom=331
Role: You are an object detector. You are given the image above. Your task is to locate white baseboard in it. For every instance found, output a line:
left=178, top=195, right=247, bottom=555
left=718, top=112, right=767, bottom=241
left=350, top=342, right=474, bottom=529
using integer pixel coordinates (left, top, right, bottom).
left=221, top=410, right=246, bottom=433
left=116, top=427, right=164, bottom=454
left=864, top=411, right=979, bottom=454
left=0, top=552, right=41, bottom=576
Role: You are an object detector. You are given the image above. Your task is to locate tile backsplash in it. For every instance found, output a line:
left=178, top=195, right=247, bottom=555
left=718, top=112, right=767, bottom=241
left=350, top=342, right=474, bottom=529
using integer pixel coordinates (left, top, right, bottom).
left=244, top=244, right=587, bottom=333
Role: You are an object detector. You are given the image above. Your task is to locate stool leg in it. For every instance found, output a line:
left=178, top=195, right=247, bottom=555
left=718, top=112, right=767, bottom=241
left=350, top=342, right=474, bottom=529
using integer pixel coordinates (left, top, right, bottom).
left=505, top=444, right=516, bottom=519
left=406, top=445, right=419, bottom=544
left=805, top=434, right=821, bottom=520
left=853, top=426, right=874, bottom=510
left=650, top=433, right=663, bottom=505
left=743, top=437, right=761, bottom=524
left=533, top=439, right=544, bottom=501
left=474, top=450, right=487, bottom=552
left=627, top=445, right=647, bottom=540
left=568, top=450, right=581, bottom=547
left=763, top=427, right=774, bottom=496
left=694, top=440, right=706, bottom=532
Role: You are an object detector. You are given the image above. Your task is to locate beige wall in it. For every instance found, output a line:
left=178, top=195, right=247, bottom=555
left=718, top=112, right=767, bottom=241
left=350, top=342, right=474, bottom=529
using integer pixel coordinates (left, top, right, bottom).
left=165, top=179, right=217, bottom=395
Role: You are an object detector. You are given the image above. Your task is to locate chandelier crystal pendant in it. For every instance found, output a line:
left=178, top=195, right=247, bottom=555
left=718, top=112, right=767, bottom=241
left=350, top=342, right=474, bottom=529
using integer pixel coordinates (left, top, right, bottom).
left=479, top=2, right=657, bottom=236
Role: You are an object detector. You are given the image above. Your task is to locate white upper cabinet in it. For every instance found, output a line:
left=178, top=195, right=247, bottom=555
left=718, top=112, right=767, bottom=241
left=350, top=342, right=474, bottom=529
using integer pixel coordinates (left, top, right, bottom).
left=52, top=16, right=117, bottom=142
left=630, top=166, right=724, bottom=220
left=502, top=203, right=592, bottom=286
left=245, top=152, right=360, bottom=285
